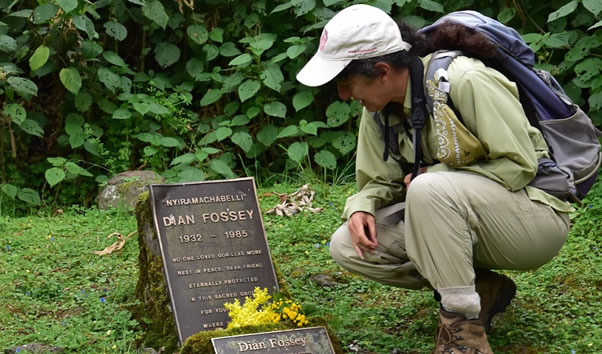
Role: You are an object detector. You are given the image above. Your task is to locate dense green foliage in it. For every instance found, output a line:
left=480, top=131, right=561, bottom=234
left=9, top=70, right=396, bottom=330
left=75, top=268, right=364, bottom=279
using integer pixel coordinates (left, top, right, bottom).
left=0, top=180, right=600, bottom=352
left=0, top=0, right=600, bottom=213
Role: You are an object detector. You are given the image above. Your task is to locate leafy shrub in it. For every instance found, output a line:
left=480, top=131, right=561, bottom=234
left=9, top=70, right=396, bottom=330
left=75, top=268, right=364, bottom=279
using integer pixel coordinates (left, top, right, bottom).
left=0, top=0, right=599, bottom=213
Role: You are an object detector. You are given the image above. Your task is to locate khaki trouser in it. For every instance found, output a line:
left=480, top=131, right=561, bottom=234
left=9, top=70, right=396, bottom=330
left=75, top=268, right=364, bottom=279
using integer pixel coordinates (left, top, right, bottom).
left=330, top=172, right=570, bottom=291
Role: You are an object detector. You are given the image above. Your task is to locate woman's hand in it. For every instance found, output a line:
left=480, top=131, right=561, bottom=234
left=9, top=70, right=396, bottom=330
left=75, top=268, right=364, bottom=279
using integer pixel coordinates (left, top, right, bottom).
left=348, top=211, right=378, bottom=259
left=404, top=167, right=428, bottom=190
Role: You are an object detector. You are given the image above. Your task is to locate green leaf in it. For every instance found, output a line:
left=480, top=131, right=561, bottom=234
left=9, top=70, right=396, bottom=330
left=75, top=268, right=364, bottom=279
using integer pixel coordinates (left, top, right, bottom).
left=326, top=101, right=351, bottom=127
left=56, top=0, right=78, bottom=14
left=60, top=67, right=82, bottom=95
left=497, top=8, right=516, bottom=24
left=45, top=167, right=66, bottom=187
left=263, top=101, right=287, bottom=118
left=314, top=150, right=336, bottom=169
left=261, top=63, right=284, bottom=92
left=229, top=53, right=253, bottom=66
left=149, top=103, right=169, bottom=115
left=103, top=21, right=127, bottom=41
left=246, top=106, right=261, bottom=118
left=187, top=24, right=209, bottom=45
left=75, top=91, right=93, bottom=112
left=0, top=34, right=16, bottom=52
left=543, top=32, right=571, bottom=48
left=216, top=127, right=233, bottom=141
left=209, top=159, right=235, bottom=178
left=142, top=0, right=169, bottom=29
left=583, top=0, right=602, bottom=17
left=33, top=3, right=58, bottom=24
left=287, top=142, right=308, bottom=162
left=171, top=153, right=196, bottom=166
left=295, top=0, right=316, bottom=16
left=65, top=113, right=84, bottom=132
left=29, top=45, right=50, bottom=71
left=73, top=14, right=98, bottom=40
left=1, top=184, right=17, bottom=199
left=231, top=115, right=250, bottom=126
left=97, top=67, right=121, bottom=93
left=3, top=103, right=26, bottom=125
left=276, top=125, right=300, bottom=139
left=249, top=34, right=277, bottom=56
left=178, top=167, right=206, bottom=182
left=238, top=79, right=261, bottom=102
left=257, top=125, right=278, bottom=146
left=48, top=157, right=67, bottom=167
left=547, top=1, right=578, bottom=23
left=332, top=132, right=357, bottom=155
left=231, top=131, right=253, bottom=152
left=8, top=77, right=38, bottom=96
left=103, top=51, right=127, bottom=67
left=84, top=140, right=100, bottom=156
left=81, top=41, right=103, bottom=59
left=8, top=10, right=33, bottom=18
left=160, top=137, right=180, bottom=147
left=200, top=89, right=222, bottom=106
left=154, top=42, right=180, bottom=68
left=203, top=44, right=219, bottom=61
left=566, top=36, right=602, bottom=61
left=522, top=33, right=542, bottom=43
left=65, top=162, right=93, bottom=177
left=69, top=133, right=85, bottom=148
left=271, top=2, right=294, bottom=14
left=418, top=0, right=444, bottom=13
left=300, top=121, right=324, bottom=136
left=589, top=91, right=602, bottom=110
left=209, top=28, right=224, bottom=42
left=293, top=90, right=313, bottom=111
left=17, top=188, right=41, bottom=206
left=286, top=44, right=306, bottom=59
left=186, top=58, right=205, bottom=80
left=575, top=58, right=602, bottom=83
left=112, top=108, right=132, bottom=119
left=220, top=42, right=241, bottom=57
left=588, top=20, right=602, bottom=31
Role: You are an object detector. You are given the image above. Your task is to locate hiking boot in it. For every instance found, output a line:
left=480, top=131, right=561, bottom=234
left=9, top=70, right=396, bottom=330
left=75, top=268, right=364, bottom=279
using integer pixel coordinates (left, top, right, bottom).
left=433, top=309, right=493, bottom=354
left=475, top=268, right=516, bottom=333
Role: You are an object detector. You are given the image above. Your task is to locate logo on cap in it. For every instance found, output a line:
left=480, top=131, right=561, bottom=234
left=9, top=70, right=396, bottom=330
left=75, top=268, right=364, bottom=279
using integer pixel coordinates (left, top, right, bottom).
left=319, top=30, right=328, bottom=51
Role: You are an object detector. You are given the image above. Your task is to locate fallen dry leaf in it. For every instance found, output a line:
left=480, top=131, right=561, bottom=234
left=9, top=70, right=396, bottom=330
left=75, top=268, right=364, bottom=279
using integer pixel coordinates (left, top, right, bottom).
left=266, top=184, right=323, bottom=217
left=93, top=231, right=136, bottom=256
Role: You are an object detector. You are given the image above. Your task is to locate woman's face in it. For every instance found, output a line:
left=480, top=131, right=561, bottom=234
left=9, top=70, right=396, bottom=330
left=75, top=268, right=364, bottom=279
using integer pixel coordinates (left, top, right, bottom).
left=336, top=74, right=392, bottom=112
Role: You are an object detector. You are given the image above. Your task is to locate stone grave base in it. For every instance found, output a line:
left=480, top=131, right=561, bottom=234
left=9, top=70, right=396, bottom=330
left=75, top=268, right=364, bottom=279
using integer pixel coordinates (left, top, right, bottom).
left=133, top=192, right=344, bottom=353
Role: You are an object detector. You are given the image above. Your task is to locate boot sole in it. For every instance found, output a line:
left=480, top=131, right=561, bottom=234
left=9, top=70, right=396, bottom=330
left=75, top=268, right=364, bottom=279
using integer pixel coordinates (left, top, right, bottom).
left=483, top=277, right=516, bottom=333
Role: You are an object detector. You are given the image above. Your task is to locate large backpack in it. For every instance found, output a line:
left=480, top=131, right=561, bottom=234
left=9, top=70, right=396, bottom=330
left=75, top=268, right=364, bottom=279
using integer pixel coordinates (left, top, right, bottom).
left=377, top=10, right=601, bottom=201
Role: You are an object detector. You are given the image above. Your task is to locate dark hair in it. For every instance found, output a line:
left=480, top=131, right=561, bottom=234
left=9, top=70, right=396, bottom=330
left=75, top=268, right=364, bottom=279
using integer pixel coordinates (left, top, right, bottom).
left=335, top=21, right=497, bottom=81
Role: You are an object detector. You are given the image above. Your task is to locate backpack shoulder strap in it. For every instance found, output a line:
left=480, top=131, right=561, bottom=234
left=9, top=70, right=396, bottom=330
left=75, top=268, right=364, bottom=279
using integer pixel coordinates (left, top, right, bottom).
left=408, top=56, right=428, bottom=180
left=424, top=50, right=462, bottom=114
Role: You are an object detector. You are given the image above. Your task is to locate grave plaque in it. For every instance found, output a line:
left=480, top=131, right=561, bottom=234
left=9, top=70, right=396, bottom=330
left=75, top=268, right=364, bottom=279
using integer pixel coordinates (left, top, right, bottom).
left=149, top=177, right=279, bottom=343
left=211, top=327, right=336, bottom=354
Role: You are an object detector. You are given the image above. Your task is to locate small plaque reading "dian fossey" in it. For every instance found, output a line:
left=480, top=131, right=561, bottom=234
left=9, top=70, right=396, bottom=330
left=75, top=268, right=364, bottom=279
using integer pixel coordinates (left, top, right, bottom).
left=211, top=327, right=336, bottom=354
left=149, top=177, right=279, bottom=343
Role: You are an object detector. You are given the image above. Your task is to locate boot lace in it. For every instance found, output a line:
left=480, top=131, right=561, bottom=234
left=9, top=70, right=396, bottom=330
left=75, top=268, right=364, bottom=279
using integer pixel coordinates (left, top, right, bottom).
left=435, top=323, right=479, bottom=354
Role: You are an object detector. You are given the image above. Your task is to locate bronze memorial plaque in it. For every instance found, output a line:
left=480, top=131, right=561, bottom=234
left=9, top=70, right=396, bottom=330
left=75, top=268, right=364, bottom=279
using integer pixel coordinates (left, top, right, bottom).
left=149, top=177, right=279, bottom=343
left=211, top=327, right=336, bottom=354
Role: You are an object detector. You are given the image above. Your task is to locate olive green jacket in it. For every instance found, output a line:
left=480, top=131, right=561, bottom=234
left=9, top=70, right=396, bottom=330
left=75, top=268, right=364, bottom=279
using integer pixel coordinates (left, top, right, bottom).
left=343, top=55, right=574, bottom=220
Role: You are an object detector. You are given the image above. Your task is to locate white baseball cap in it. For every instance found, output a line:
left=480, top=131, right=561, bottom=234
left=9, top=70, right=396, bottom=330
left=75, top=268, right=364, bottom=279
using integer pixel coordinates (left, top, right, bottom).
left=296, top=4, right=412, bottom=87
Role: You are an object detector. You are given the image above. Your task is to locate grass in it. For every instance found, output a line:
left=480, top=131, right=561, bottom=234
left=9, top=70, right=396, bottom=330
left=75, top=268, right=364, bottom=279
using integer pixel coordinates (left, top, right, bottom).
left=0, top=179, right=600, bottom=353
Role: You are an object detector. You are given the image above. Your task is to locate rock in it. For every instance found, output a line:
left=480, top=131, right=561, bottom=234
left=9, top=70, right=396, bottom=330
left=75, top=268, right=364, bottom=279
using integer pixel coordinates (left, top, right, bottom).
left=4, top=343, right=64, bottom=353
left=97, top=171, right=164, bottom=210
left=289, top=267, right=305, bottom=278
left=310, top=274, right=340, bottom=287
